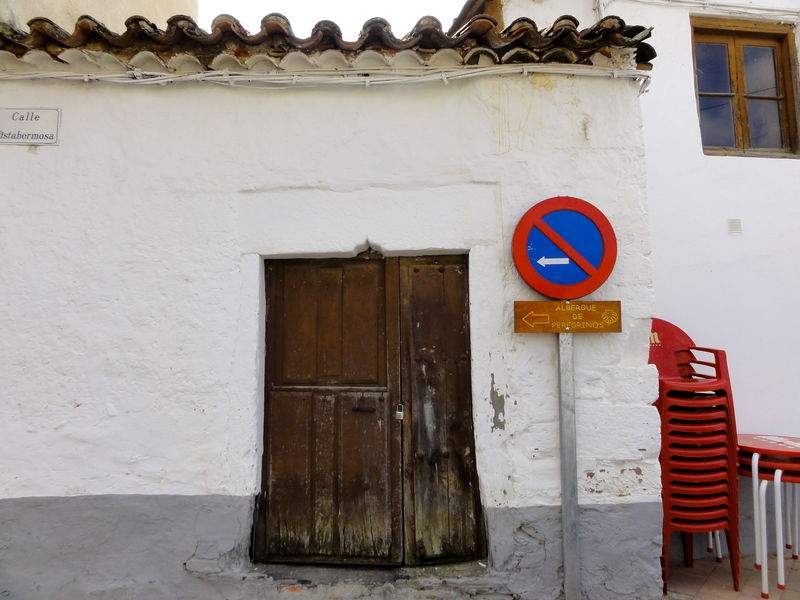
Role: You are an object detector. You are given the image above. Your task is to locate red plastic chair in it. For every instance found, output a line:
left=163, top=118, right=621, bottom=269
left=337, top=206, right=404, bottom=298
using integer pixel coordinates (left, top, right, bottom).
left=660, top=348, right=734, bottom=396
left=657, top=344, right=740, bottom=593
left=650, top=318, right=696, bottom=379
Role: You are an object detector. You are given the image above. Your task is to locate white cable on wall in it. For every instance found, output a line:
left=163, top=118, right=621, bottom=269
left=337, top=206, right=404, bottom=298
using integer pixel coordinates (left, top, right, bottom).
left=0, top=63, right=652, bottom=94
left=603, top=0, right=799, bottom=21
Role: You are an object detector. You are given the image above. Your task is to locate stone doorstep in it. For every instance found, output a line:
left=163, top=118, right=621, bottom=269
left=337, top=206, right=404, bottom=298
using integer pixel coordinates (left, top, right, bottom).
left=191, top=560, right=519, bottom=596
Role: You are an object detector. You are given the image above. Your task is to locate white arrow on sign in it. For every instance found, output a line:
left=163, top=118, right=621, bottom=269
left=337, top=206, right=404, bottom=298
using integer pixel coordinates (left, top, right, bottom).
left=537, top=256, right=570, bottom=267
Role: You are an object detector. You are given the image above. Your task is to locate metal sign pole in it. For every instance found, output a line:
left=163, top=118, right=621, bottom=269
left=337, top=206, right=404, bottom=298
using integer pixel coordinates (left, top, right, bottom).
left=511, top=197, right=618, bottom=600
left=558, top=332, right=580, bottom=599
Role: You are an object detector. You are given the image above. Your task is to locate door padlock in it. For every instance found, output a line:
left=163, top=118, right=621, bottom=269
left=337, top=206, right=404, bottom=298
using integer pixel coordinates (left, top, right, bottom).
left=394, top=404, right=404, bottom=420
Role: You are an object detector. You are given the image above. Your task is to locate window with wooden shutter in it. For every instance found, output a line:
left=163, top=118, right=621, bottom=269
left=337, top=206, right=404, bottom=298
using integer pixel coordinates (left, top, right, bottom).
left=691, top=18, right=798, bottom=155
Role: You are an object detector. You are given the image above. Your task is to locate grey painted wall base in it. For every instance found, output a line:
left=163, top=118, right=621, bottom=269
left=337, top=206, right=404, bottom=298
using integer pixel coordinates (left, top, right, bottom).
left=0, top=494, right=254, bottom=600
left=0, top=495, right=662, bottom=600
left=485, top=502, right=663, bottom=600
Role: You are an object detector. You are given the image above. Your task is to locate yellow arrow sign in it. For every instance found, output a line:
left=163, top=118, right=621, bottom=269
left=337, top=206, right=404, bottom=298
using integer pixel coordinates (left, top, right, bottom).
left=514, top=301, right=622, bottom=334
left=521, top=312, right=550, bottom=329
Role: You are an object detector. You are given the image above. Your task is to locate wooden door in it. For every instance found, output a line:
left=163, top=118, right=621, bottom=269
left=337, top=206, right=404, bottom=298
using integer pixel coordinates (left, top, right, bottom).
left=254, top=253, right=403, bottom=564
left=254, top=253, right=482, bottom=566
left=400, top=256, right=484, bottom=564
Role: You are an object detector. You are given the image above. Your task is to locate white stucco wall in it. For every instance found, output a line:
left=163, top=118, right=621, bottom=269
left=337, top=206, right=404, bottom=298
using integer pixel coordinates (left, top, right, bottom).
left=610, top=0, right=800, bottom=436
left=0, top=0, right=198, bottom=30
left=0, top=71, right=659, bottom=509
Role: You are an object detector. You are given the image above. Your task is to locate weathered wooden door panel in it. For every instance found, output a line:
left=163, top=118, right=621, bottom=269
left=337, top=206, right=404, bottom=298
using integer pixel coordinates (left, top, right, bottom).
left=276, top=261, right=386, bottom=386
left=400, top=256, right=483, bottom=564
left=259, top=256, right=402, bottom=565
left=338, top=391, right=394, bottom=558
left=256, top=253, right=482, bottom=566
left=264, top=389, right=314, bottom=556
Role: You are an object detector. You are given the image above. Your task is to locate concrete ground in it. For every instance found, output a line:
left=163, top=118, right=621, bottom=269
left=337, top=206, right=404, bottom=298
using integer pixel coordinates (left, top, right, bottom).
left=666, top=554, right=800, bottom=600
left=203, top=554, right=800, bottom=600
left=194, top=561, right=520, bottom=599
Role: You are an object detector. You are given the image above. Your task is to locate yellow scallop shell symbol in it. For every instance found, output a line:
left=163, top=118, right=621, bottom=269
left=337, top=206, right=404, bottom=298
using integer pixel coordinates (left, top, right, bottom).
left=601, top=310, right=619, bottom=325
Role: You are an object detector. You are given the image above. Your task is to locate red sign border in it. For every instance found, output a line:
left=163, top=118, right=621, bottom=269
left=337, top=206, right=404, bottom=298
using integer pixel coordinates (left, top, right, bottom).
left=512, top=196, right=617, bottom=300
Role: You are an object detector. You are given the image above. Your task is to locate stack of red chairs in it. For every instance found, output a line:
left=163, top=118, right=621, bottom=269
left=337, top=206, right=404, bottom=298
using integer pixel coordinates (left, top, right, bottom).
left=657, top=346, right=741, bottom=594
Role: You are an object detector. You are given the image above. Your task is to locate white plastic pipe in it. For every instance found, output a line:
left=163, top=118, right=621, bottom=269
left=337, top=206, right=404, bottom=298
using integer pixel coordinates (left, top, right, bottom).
left=786, top=485, right=793, bottom=550
left=786, top=483, right=800, bottom=560
left=760, top=479, right=769, bottom=599
left=775, top=470, right=785, bottom=591
left=0, top=63, right=652, bottom=94
left=753, top=453, right=762, bottom=569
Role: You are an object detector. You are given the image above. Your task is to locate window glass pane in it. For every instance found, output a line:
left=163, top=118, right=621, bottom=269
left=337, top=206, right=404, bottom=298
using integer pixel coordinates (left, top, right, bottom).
left=747, top=98, right=783, bottom=148
left=744, top=46, right=778, bottom=96
left=699, top=96, right=736, bottom=147
left=695, top=43, right=731, bottom=93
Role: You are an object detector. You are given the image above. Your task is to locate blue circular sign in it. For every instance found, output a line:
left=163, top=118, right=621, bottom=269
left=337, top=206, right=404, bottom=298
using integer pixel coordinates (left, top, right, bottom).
left=512, top=197, right=617, bottom=299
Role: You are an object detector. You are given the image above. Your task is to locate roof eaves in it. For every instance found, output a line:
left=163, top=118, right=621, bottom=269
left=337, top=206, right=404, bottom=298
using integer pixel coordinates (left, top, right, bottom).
left=0, top=12, right=656, bottom=71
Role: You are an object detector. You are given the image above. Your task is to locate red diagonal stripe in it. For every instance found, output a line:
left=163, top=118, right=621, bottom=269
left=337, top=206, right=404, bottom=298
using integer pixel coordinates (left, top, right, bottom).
left=533, top=218, right=598, bottom=277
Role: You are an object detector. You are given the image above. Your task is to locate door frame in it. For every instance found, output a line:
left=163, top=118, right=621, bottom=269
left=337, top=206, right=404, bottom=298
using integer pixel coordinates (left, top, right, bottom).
left=253, top=252, right=485, bottom=566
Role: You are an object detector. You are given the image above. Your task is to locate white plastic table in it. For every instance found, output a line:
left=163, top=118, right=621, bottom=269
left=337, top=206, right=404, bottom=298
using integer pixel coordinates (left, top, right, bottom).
left=738, top=433, right=800, bottom=599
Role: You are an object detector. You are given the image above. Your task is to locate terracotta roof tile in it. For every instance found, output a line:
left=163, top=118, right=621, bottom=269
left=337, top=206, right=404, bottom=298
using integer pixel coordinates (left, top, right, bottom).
left=0, top=12, right=655, bottom=71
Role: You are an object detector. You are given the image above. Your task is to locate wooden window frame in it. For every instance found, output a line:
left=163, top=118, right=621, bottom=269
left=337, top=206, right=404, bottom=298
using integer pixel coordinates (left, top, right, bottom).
left=691, top=17, right=799, bottom=157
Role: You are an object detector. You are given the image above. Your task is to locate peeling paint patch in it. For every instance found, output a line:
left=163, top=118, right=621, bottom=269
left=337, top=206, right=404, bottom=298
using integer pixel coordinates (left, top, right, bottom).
left=490, top=373, right=506, bottom=431
left=582, top=463, right=653, bottom=497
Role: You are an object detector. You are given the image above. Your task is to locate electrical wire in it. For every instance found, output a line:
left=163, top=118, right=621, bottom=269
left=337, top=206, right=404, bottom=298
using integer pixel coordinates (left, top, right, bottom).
left=0, top=63, right=652, bottom=94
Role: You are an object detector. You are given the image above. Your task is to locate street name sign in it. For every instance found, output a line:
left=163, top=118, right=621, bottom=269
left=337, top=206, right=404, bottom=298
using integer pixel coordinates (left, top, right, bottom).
left=512, top=196, right=617, bottom=300
left=514, top=300, right=622, bottom=334
left=0, top=108, right=60, bottom=145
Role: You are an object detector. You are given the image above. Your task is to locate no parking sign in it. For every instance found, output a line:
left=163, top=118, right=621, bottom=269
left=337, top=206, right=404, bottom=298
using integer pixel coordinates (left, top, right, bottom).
left=512, top=196, right=617, bottom=300
left=511, top=197, right=621, bottom=600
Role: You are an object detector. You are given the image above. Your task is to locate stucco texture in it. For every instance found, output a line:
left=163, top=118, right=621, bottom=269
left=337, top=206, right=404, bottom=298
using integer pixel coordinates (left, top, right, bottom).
left=611, top=0, right=800, bottom=436
left=0, top=495, right=661, bottom=600
left=0, top=62, right=659, bottom=596
left=0, top=73, right=659, bottom=507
